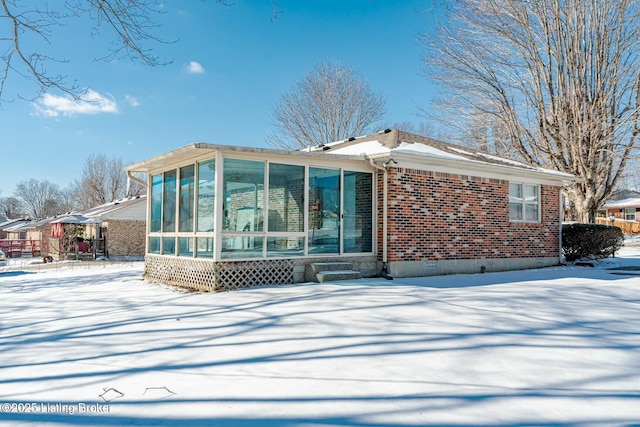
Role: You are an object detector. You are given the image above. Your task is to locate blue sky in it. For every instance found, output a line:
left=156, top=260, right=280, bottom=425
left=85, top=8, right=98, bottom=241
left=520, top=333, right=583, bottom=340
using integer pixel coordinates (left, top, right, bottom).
left=0, top=1, right=442, bottom=196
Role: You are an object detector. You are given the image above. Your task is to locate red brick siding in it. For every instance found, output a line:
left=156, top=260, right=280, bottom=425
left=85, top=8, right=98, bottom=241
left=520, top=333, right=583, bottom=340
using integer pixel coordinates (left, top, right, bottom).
left=378, top=168, right=560, bottom=262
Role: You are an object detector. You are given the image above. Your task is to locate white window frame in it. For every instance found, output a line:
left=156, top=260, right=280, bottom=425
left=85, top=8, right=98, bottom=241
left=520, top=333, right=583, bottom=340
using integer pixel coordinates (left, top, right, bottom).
left=625, top=208, right=636, bottom=221
left=509, top=182, right=541, bottom=223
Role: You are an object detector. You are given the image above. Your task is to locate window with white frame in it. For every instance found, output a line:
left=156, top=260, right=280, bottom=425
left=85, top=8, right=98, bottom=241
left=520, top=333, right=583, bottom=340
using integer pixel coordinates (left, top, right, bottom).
left=625, top=208, right=636, bottom=221
left=509, top=183, right=540, bottom=222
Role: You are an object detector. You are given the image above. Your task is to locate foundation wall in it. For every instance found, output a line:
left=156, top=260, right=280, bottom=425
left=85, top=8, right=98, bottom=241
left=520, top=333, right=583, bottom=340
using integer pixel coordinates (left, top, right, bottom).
left=144, top=254, right=377, bottom=291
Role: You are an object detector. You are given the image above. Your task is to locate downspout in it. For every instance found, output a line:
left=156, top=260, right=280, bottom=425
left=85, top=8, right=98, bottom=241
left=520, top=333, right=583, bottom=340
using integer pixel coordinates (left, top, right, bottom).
left=559, top=186, right=565, bottom=264
left=126, top=170, right=148, bottom=195
left=367, top=156, right=393, bottom=280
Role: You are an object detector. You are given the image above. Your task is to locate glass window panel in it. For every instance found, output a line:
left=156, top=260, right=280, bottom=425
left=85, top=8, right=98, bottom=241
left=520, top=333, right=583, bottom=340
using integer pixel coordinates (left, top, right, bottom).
left=163, top=170, right=177, bottom=232
left=308, top=167, right=340, bottom=254
left=150, top=174, right=163, bottom=232
left=267, top=237, right=304, bottom=257
left=509, top=203, right=523, bottom=221
left=625, top=208, right=635, bottom=221
left=524, top=204, right=539, bottom=221
left=523, top=184, right=538, bottom=203
left=509, top=183, right=522, bottom=202
left=179, top=165, right=195, bottom=232
left=223, top=158, right=265, bottom=232
left=162, top=237, right=175, bottom=255
left=344, top=171, right=373, bottom=253
left=196, top=237, right=214, bottom=258
left=268, top=163, right=304, bottom=232
left=149, top=236, right=161, bottom=254
left=178, top=237, right=194, bottom=257
left=221, top=236, right=264, bottom=259
left=509, top=183, right=539, bottom=222
left=197, top=160, right=216, bottom=232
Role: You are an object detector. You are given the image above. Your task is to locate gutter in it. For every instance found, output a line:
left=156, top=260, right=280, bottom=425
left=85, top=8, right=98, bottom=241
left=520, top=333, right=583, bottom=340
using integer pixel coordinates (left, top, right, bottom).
left=366, top=156, right=393, bottom=280
left=126, top=170, right=148, bottom=195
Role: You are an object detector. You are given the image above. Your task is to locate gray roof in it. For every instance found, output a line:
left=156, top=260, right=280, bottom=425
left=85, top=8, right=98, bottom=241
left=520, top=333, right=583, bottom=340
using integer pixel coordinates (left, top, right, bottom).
left=81, top=195, right=146, bottom=219
left=0, top=218, right=31, bottom=231
left=603, top=189, right=640, bottom=208
left=125, top=129, right=575, bottom=184
left=313, top=129, right=575, bottom=182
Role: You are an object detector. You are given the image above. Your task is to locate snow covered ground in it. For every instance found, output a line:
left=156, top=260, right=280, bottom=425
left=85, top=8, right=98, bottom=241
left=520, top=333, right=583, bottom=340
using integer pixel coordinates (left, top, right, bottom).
left=1, top=247, right=639, bottom=427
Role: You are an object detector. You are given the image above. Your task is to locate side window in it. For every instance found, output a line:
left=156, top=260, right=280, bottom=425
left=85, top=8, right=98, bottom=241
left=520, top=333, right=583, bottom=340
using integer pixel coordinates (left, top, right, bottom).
left=509, top=183, right=539, bottom=222
left=625, top=208, right=636, bottom=221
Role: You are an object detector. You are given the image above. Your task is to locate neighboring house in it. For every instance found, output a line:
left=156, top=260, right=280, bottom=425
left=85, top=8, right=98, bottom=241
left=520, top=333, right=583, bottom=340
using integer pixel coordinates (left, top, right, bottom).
left=2, top=221, right=27, bottom=240
left=47, top=195, right=147, bottom=260
left=0, top=218, right=33, bottom=256
left=2, top=218, right=47, bottom=257
left=0, top=196, right=146, bottom=260
left=0, top=218, right=29, bottom=239
left=597, top=189, right=640, bottom=234
left=84, top=195, right=147, bottom=259
left=125, top=129, right=575, bottom=291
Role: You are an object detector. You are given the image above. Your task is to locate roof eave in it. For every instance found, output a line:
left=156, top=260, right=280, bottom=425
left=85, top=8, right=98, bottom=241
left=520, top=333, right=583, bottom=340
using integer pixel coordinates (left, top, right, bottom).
left=126, top=143, right=367, bottom=174
left=369, top=151, right=576, bottom=185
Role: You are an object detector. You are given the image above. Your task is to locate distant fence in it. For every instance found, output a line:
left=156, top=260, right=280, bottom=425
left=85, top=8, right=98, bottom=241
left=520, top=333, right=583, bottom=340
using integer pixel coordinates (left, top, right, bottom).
left=0, top=239, right=41, bottom=258
left=0, top=239, right=42, bottom=257
left=595, top=218, right=640, bottom=235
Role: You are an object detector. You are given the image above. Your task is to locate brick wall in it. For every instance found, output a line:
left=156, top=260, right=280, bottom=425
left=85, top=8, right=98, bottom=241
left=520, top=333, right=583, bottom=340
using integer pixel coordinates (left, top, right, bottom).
left=379, top=168, right=560, bottom=262
left=268, top=178, right=304, bottom=232
left=104, top=220, right=146, bottom=258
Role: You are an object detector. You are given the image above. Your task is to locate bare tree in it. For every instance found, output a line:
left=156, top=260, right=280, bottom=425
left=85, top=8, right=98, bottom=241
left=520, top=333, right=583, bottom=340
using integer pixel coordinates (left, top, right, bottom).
left=0, top=1, right=275, bottom=102
left=74, top=153, right=145, bottom=210
left=0, top=196, right=26, bottom=219
left=58, top=186, right=79, bottom=213
left=267, top=61, right=386, bottom=149
left=0, top=0, right=173, bottom=101
left=14, top=179, right=63, bottom=219
left=392, top=121, right=436, bottom=138
left=423, top=0, right=640, bottom=222
left=619, top=157, right=640, bottom=191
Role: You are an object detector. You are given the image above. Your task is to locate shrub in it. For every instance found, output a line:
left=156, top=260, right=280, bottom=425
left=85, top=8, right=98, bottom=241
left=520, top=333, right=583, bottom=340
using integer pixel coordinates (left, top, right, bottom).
left=562, top=223, right=624, bottom=261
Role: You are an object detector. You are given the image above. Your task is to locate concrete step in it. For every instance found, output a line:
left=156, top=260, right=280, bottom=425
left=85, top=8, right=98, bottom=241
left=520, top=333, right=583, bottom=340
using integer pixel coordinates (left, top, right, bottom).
left=316, top=270, right=362, bottom=283
left=307, top=262, right=354, bottom=274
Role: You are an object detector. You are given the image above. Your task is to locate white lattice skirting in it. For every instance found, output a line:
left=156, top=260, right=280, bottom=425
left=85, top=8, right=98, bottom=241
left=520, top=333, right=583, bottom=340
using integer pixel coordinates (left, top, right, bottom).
left=144, top=255, right=294, bottom=292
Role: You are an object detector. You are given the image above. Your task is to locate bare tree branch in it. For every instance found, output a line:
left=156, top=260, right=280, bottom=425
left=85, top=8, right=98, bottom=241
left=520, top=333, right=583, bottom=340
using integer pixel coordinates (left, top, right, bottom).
left=267, top=60, right=387, bottom=150
left=0, top=0, right=177, bottom=101
left=13, top=179, right=63, bottom=219
left=423, top=0, right=640, bottom=222
left=0, top=195, right=26, bottom=218
left=73, top=153, right=145, bottom=210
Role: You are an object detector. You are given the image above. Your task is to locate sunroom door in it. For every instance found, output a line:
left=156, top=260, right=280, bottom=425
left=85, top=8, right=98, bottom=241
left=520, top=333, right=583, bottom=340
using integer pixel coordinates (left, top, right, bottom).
left=308, top=167, right=340, bottom=254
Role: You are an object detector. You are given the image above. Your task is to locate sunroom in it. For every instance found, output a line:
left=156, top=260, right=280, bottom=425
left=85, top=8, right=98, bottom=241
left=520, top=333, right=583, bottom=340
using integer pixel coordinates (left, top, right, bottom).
left=125, top=143, right=378, bottom=291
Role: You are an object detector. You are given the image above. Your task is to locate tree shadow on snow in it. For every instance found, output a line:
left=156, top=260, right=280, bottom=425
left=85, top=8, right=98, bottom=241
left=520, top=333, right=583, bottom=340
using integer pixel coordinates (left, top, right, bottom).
left=0, top=264, right=638, bottom=427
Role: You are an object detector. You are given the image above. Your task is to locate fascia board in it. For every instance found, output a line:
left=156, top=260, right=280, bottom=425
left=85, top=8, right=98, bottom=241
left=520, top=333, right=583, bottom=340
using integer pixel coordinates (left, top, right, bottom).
left=126, top=143, right=368, bottom=175
left=387, top=152, right=576, bottom=186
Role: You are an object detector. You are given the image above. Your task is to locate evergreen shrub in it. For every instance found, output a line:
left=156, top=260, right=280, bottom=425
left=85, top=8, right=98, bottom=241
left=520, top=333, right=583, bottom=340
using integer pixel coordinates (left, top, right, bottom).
left=562, top=223, right=623, bottom=261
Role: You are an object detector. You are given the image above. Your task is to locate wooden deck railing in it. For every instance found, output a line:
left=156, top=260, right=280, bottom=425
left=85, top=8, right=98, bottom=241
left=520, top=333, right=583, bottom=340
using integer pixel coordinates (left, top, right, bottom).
left=0, top=239, right=42, bottom=257
left=595, top=218, right=640, bottom=235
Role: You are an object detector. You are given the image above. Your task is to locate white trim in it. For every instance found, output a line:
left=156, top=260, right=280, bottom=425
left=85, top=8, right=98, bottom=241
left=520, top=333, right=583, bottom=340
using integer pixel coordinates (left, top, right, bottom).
left=625, top=208, right=636, bottom=221
left=559, top=190, right=563, bottom=263
left=214, top=150, right=224, bottom=261
left=367, top=152, right=573, bottom=186
left=304, top=165, right=310, bottom=256
left=508, top=182, right=541, bottom=223
left=339, top=170, right=344, bottom=255
left=128, top=144, right=370, bottom=176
